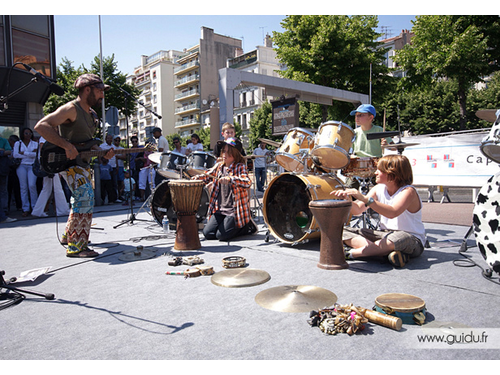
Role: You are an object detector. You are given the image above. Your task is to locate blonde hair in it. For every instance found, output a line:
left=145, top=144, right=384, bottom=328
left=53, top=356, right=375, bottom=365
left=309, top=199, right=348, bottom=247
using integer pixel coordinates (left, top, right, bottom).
left=221, top=122, right=235, bottom=132
left=376, top=154, right=413, bottom=187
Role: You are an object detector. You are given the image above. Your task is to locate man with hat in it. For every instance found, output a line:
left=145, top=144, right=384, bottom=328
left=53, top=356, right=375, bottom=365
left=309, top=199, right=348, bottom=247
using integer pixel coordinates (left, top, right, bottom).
left=35, top=73, right=114, bottom=258
left=192, top=137, right=257, bottom=241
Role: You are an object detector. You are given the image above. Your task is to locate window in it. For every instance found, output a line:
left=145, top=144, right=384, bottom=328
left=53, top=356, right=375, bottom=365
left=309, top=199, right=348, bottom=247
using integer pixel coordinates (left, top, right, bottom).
left=11, top=15, right=52, bottom=77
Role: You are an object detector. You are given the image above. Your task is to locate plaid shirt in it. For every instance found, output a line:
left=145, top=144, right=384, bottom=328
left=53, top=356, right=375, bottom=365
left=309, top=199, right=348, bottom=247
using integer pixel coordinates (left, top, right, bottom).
left=193, top=162, right=251, bottom=228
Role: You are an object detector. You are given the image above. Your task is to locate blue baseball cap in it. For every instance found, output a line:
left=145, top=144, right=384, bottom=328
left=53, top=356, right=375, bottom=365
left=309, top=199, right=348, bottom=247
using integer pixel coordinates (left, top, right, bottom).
left=350, top=104, right=376, bottom=118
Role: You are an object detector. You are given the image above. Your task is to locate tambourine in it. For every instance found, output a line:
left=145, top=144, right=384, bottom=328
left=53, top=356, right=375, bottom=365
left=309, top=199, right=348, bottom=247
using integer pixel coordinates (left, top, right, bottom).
left=222, top=256, right=246, bottom=268
left=373, top=293, right=426, bottom=325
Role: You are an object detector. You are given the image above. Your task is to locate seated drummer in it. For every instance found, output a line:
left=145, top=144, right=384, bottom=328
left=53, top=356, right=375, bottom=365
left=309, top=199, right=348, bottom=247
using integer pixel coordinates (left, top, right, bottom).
left=345, top=104, right=392, bottom=189
left=192, top=137, right=257, bottom=241
left=331, top=154, right=426, bottom=268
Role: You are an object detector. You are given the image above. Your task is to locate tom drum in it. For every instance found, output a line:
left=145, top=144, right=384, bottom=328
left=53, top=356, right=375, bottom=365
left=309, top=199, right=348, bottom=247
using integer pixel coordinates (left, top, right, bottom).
left=311, top=121, right=355, bottom=170
left=275, top=128, right=315, bottom=172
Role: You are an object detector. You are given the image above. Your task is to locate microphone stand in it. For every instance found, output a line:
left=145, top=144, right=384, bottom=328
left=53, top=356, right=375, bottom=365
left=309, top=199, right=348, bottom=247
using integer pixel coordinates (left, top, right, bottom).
left=0, top=270, right=55, bottom=307
left=114, top=86, right=158, bottom=228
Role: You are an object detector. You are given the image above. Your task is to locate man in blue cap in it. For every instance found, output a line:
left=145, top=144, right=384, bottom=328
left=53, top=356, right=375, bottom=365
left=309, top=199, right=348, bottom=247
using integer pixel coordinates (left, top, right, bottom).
left=350, top=104, right=392, bottom=158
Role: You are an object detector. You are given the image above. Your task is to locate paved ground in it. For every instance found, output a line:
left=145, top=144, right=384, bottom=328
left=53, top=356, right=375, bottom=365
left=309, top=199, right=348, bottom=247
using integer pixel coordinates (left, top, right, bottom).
left=1, top=185, right=499, bottom=367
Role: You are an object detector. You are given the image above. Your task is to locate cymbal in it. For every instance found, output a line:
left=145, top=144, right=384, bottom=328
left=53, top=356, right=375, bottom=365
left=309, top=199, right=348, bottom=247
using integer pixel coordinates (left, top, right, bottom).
left=259, top=138, right=282, bottom=148
left=476, top=109, right=498, bottom=122
left=382, top=142, right=420, bottom=149
left=148, top=152, right=162, bottom=164
left=118, top=248, right=156, bottom=262
left=255, top=285, right=338, bottom=313
left=366, top=131, right=400, bottom=140
left=211, top=268, right=271, bottom=288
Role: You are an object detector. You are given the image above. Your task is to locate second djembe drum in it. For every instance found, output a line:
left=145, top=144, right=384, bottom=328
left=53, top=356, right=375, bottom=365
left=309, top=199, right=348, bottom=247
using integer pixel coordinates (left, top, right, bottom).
left=169, top=179, right=204, bottom=250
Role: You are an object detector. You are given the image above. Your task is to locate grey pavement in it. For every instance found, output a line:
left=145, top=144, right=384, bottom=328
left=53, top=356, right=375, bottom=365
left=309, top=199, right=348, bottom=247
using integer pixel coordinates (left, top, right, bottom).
left=1, top=188, right=499, bottom=362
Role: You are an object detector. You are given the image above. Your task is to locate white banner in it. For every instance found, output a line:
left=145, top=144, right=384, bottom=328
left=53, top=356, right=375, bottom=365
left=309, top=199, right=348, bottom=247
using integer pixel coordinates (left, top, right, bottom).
left=385, top=130, right=500, bottom=187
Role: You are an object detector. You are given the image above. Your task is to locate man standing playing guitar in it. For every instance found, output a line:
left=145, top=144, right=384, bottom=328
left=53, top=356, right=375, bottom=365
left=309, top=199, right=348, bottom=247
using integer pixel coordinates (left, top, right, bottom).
left=35, top=74, right=115, bottom=258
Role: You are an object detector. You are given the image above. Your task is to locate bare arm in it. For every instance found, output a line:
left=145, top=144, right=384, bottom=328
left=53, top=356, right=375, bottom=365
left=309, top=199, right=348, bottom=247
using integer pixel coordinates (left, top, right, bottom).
left=34, top=102, right=79, bottom=160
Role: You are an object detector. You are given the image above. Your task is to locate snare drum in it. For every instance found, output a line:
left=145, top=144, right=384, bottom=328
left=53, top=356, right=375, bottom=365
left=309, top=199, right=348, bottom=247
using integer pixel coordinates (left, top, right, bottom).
left=186, top=151, right=217, bottom=176
left=341, top=157, right=379, bottom=179
left=311, top=121, right=355, bottom=170
left=275, top=128, right=315, bottom=172
left=373, top=293, right=427, bottom=325
left=158, top=151, right=187, bottom=179
left=480, top=117, right=500, bottom=163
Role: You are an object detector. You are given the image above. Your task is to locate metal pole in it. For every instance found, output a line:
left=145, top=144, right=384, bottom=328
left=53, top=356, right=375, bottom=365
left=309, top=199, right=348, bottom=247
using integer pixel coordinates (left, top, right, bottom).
left=99, top=15, right=106, bottom=135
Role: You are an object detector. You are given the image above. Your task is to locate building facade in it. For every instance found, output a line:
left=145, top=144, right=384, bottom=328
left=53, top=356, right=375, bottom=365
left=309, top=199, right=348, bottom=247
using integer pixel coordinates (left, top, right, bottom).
left=378, top=29, right=414, bottom=78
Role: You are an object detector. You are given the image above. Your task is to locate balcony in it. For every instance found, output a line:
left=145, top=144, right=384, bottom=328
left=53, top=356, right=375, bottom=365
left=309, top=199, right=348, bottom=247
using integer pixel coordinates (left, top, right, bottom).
left=175, top=101, right=200, bottom=115
left=175, top=118, right=200, bottom=128
left=174, top=74, right=200, bottom=88
left=174, top=60, right=199, bottom=75
left=175, top=89, right=200, bottom=102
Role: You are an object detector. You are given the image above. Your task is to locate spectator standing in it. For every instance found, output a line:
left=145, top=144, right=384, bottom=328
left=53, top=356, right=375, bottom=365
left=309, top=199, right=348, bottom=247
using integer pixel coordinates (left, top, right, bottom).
left=7, top=135, right=22, bottom=212
left=253, top=141, right=270, bottom=192
left=0, top=136, right=17, bottom=223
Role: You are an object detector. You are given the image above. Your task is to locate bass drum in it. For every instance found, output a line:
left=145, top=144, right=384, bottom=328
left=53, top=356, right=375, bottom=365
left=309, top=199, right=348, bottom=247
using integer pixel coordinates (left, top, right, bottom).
left=151, top=180, right=209, bottom=226
left=473, top=172, right=500, bottom=276
left=479, top=115, right=500, bottom=164
left=263, top=173, right=346, bottom=244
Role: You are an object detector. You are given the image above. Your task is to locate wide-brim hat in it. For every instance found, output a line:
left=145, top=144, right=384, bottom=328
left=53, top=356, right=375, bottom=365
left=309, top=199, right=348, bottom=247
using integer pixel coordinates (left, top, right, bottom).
left=74, top=73, right=110, bottom=91
left=217, top=137, right=243, bottom=154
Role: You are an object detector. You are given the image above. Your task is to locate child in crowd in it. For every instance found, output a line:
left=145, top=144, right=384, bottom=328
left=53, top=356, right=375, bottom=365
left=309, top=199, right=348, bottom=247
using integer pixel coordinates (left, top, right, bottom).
left=122, top=169, right=136, bottom=206
left=100, top=157, right=116, bottom=204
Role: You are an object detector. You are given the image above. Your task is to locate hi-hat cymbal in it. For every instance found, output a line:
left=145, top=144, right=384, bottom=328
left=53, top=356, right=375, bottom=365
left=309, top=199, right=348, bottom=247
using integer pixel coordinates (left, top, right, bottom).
left=255, top=285, right=338, bottom=313
left=211, top=268, right=271, bottom=288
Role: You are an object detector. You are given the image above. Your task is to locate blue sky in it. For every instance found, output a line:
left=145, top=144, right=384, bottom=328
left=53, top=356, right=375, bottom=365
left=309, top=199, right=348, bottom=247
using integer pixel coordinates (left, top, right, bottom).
left=53, top=15, right=416, bottom=76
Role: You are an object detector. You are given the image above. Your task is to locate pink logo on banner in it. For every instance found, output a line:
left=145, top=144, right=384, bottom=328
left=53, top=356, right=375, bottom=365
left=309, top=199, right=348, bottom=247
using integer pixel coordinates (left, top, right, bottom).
left=431, top=163, right=437, bottom=168
left=444, top=154, right=450, bottom=160
left=449, top=162, right=455, bottom=168
left=427, top=155, right=433, bottom=161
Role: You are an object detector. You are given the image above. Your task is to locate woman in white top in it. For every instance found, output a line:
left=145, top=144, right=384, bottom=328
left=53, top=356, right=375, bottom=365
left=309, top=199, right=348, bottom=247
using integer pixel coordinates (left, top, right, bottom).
left=185, top=133, right=203, bottom=155
left=331, top=154, right=426, bottom=268
left=13, top=128, right=39, bottom=216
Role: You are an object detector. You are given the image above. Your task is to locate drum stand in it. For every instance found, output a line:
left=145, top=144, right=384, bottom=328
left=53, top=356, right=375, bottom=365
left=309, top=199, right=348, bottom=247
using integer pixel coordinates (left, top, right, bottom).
left=250, top=157, right=264, bottom=223
left=350, top=177, right=379, bottom=230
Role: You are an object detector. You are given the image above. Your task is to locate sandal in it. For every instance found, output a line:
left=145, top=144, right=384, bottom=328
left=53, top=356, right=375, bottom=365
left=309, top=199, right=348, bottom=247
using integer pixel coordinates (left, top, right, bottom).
left=388, top=251, right=409, bottom=268
left=66, top=249, right=99, bottom=258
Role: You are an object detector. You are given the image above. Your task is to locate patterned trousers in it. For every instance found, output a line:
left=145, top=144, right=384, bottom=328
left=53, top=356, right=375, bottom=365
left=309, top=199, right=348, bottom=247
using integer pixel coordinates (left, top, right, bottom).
left=60, top=165, right=94, bottom=254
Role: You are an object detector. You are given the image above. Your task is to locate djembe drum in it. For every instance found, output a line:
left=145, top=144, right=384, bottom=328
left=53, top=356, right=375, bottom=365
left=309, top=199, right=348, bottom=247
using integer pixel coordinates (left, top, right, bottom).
left=169, top=179, right=204, bottom=250
left=308, top=199, right=352, bottom=270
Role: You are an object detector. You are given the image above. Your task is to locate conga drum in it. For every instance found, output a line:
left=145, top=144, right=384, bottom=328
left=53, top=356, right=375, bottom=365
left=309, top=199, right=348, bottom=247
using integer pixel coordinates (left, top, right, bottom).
left=169, top=179, right=204, bottom=250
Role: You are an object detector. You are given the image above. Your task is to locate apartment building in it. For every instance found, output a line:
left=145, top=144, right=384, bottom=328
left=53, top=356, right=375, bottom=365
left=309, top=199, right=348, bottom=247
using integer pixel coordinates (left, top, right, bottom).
left=228, top=34, right=283, bottom=146
left=123, top=50, right=183, bottom=143
left=174, top=26, right=242, bottom=137
left=378, top=29, right=414, bottom=78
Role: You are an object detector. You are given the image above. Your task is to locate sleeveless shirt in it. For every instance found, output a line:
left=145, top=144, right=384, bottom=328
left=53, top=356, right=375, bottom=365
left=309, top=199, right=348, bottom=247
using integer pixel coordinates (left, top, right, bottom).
left=376, top=184, right=426, bottom=246
left=59, top=100, right=96, bottom=143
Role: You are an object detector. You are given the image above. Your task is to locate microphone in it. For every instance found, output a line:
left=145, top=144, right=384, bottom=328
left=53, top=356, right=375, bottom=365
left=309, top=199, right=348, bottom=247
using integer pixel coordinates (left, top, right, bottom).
left=21, top=63, right=65, bottom=96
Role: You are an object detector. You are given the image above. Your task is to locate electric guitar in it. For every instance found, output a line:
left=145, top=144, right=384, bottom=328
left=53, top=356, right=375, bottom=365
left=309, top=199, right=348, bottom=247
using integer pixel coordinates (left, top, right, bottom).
left=40, top=139, right=155, bottom=174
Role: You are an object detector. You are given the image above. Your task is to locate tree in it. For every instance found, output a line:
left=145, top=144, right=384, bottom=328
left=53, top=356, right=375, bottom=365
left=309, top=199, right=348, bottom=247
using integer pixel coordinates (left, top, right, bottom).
left=248, top=101, right=281, bottom=149
left=394, top=15, right=500, bottom=130
left=272, top=15, right=394, bottom=124
left=43, top=55, right=140, bottom=137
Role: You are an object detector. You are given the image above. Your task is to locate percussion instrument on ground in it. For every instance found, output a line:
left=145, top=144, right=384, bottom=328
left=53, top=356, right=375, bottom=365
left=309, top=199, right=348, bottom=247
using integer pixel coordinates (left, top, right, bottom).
left=275, top=128, right=315, bottom=172
left=211, top=269, right=271, bottom=288
left=263, top=173, right=346, bottom=244
left=373, top=293, right=426, bottom=325
left=255, top=285, right=338, bottom=313
left=169, top=179, right=205, bottom=250
left=309, top=199, right=352, bottom=270
left=150, top=180, right=208, bottom=228
left=311, top=121, right=355, bottom=170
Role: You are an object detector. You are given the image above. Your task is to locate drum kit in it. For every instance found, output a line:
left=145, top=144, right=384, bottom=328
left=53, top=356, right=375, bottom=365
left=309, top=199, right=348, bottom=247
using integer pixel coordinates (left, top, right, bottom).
left=261, top=122, right=410, bottom=245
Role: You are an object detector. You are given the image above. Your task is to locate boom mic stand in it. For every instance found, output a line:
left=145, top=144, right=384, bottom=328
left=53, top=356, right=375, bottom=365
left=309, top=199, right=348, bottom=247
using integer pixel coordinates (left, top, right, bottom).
left=114, top=87, right=158, bottom=228
left=0, top=270, right=54, bottom=307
